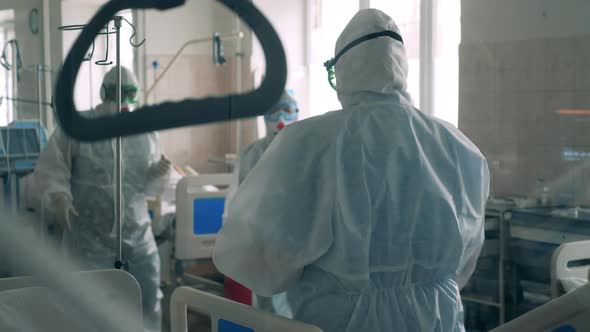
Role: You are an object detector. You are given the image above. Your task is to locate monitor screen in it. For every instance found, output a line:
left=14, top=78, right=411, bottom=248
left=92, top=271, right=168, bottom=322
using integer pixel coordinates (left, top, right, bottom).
left=193, top=197, right=225, bottom=235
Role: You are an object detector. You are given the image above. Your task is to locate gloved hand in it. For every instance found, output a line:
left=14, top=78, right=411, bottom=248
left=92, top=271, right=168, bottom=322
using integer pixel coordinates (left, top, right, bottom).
left=149, top=155, right=172, bottom=179
left=51, top=193, right=78, bottom=231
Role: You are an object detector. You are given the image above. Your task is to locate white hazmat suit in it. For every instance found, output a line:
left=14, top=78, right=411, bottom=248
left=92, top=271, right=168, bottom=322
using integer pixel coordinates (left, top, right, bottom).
left=34, top=67, right=168, bottom=332
left=234, top=90, right=299, bottom=312
left=214, top=9, right=490, bottom=332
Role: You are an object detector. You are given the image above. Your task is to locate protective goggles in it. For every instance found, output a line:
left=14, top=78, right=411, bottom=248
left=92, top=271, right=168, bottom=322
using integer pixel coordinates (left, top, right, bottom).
left=102, top=84, right=139, bottom=104
left=323, top=30, right=404, bottom=90
left=264, top=102, right=299, bottom=122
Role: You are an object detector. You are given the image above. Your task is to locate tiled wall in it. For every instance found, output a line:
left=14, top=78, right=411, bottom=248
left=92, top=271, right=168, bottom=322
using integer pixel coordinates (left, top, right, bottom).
left=459, top=36, right=590, bottom=205
left=147, top=54, right=257, bottom=173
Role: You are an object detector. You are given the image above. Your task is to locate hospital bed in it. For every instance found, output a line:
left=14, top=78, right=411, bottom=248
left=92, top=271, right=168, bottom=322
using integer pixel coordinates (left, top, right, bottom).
left=0, top=269, right=143, bottom=332
left=550, top=240, right=590, bottom=298
left=170, top=286, right=323, bottom=332
left=504, top=208, right=590, bottom=319
left=491, top=282, right=590, bottom=332
left=175, top=173, right=233, bottom=261
left=170, top=173, right=233, bottom=295
left=490, top=240, right=590, bottom=331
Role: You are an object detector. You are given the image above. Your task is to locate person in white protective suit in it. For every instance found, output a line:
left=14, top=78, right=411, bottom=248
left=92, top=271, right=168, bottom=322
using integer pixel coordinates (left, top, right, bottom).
left=34, top=66, right=170, bottom=332
left=213, top=9, right=490, bottom=332
left=237, top=90, right=299, bottom=185
left=234, top=90, right=299, bottom=311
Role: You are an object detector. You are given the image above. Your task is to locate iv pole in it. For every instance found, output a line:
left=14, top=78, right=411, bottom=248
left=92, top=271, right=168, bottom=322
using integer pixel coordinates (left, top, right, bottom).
left=113, top=15, right=125, bottom=270
left=8, top=45, right=16, bottom=212
left=58, top=16, right=145, bottom=271
left=234, top=16, right=244, bottom=157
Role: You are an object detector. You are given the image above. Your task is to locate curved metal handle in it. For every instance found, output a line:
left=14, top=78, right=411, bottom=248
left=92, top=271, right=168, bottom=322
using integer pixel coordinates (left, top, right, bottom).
left=55, top=0, right=287, bottom=141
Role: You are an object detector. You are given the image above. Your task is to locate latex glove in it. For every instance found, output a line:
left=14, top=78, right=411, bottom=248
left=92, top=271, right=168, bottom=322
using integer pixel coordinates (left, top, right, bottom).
left=149, top=155, right=172, bottom=179
left=51, top=193, right=78, bottom=231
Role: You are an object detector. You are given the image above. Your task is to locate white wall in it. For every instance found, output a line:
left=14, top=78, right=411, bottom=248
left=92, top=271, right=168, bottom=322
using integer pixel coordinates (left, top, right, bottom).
left=145, top=0, right=213, bottom=56
left=251, top=0, right=308, bottom=132
left=142, top=0, right=308, bottom=147
left=0, top=0, right=63, bottom=129
left=252, top=0, right=306, bottom=83
left=141, top=0, right=257, bottom=170
left=462, top=0, right=590, bottom=43
left=61, top=1, right=105, bottom=111
left=61, top=1, right=135, bottom=110
left=0, top=0, right=45, bottom=122
left=145, top=0, right=251, bottom=57
left=10, top=1, right=43, bottom=70
left=46, top=0, right=63, bottom=131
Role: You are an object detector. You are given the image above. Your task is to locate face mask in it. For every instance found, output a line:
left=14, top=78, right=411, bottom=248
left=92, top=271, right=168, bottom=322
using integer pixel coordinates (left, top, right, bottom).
left=102, top=100, right=135, bottom=114
left=265, top=103, right=299, bottom=135
left=120, top=101, right=135, bottom=113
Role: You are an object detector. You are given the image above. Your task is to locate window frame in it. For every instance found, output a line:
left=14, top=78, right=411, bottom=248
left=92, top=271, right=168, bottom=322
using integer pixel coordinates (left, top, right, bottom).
left=308, top=0, right=439, bottom=116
